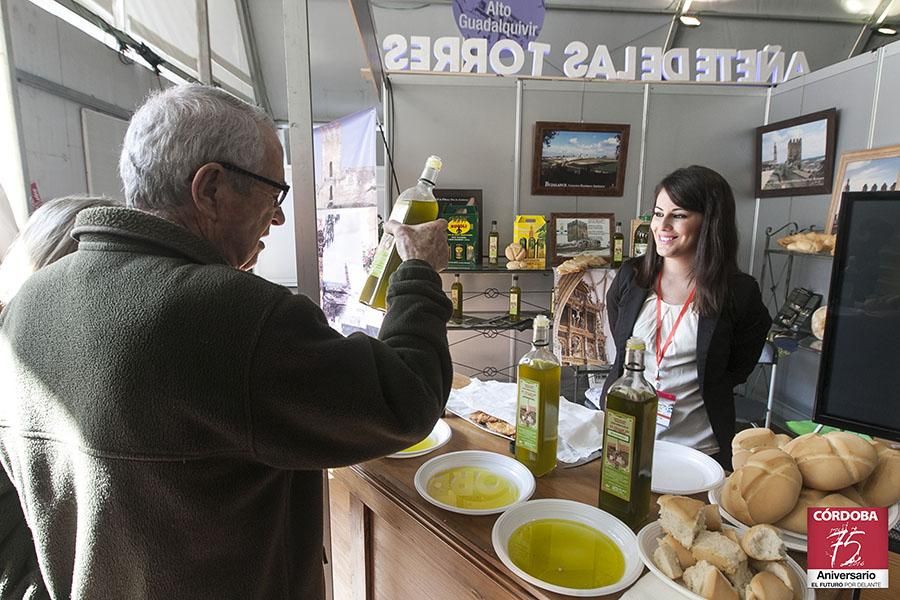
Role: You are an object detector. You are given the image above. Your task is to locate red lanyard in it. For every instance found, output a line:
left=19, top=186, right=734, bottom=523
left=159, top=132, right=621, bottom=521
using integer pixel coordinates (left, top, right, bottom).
left=655, top=272, right=696, bottom=379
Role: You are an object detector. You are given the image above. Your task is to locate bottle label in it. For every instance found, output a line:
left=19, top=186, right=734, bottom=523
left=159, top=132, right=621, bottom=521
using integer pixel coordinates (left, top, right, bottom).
left=451, top=288, right=461, bottom=311
left=489, top=236, right=498, bottom=260
left=614, top=240, right=624, bottom=262
left=600, top=409, right=635, bottom=501
left=633, top=243, right=648, bottom=257
left=516, top=377, right=540, bottom=452
left=509, top=292, right=519, bottom=316
left=369, top=234, right=394, bottom=277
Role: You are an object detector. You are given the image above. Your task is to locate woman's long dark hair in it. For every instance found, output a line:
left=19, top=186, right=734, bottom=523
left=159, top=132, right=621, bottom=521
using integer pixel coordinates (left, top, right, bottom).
left=635, top=165, right=739, bottom=317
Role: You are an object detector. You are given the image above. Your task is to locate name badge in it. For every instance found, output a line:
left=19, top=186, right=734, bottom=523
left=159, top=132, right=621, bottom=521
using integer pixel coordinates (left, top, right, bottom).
left=656, top=390, right=676, bottom=429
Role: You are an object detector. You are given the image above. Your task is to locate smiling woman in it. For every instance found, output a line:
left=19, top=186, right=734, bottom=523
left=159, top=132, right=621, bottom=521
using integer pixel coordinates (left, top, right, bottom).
left=601, top=166, right=772, bottom=470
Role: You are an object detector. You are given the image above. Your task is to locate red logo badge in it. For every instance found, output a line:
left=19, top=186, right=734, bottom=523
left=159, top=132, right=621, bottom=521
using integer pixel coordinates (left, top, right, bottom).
left=807, top=507, right=889, bottom=589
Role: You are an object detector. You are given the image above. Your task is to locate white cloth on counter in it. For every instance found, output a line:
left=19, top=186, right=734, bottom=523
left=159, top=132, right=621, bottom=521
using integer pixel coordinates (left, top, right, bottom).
left=619, top=572, right=674, bottom=600
left=446, top=378, right=604, bottom=464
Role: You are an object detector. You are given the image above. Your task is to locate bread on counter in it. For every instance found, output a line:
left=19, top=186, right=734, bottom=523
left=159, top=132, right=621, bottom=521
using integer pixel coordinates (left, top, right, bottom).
left=784, top=431, right=878, bottom=491
left=721, top=449, right=802, bottom=525
left=745, top=571, right=793, bottom=600
left=658, top=494, right=707, bottom=548
left=740, top=525, right=785, bottom=561
left=683, top=560, right=740, bottom=600
left=749, top=560, right=803, bottom=600
left=691, top=531, right=747, bottom=576
left=652, top=542, right=683, bottom=579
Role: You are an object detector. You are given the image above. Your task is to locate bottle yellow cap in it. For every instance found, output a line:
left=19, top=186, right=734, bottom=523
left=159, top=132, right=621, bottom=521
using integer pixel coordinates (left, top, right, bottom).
left=625, top=336, right=646, bottom=351
left=426, top=155, right=443, bottom=171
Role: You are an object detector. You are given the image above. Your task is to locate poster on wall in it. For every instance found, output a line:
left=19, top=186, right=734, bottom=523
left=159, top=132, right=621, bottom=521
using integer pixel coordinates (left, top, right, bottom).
left=755, top=108, right=837, bottom=198
left=532, top=122, right=629, bottom=196
left=553, top=268, right=616, bottom=369
left=312, top=108, right=382, bottom=335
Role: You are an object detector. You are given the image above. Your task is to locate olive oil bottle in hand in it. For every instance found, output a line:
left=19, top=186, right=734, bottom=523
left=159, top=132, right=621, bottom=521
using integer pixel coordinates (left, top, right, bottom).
left=359, top=155, right=442, bottom=310
left=598, top=337, right=658, bottom=530
left=515, top=315, right=560, bottom=477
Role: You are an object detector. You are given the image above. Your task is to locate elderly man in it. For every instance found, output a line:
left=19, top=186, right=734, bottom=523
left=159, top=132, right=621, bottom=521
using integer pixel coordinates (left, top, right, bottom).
left=0, top=85, right=452, bottom=599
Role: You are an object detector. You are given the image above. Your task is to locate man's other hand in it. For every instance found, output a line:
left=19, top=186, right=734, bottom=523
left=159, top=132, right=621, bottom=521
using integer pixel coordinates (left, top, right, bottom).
left=383, top=219, right=449, bottom=272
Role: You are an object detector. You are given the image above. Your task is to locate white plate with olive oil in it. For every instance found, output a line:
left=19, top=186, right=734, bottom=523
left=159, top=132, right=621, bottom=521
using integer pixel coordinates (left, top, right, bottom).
left=387, top=419, right=452, bottom=459
left=414, top=450, right=535, bottom=515
left=492, top=499, right=643, bottom=597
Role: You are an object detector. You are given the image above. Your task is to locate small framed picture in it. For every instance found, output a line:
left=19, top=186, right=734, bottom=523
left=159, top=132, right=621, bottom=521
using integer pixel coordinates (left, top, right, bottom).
left=532, top=122, right=629, bottom=196
left=826, top=143, right=900, bottom=233
left=548, top=212, right=614, bottom=267
left=755, top=108, right=837, bottom=198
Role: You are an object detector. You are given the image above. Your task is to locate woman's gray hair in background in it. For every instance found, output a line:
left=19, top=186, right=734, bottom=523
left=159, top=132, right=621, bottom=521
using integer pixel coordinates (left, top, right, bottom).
left=118, top=84, right=275, bottom=212
left=0, top=195, right=120, bottom=306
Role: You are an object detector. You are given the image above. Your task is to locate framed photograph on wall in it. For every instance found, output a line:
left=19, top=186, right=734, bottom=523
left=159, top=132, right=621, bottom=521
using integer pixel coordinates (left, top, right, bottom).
left=532, top=122, right=629, bottom=196
left=826, top=144, right=900, bottom=234
left=548, top=212, right=614, bottom=267
left=434, top=188, right=483, bottom=262
left=755, top=108, right=837, bottom=198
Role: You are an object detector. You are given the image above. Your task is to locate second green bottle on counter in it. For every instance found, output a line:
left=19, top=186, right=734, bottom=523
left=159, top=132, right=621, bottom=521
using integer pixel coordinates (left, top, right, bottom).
left=514, top=315, right=560, bottom=477
left=598, top=337, right=658, bottom=530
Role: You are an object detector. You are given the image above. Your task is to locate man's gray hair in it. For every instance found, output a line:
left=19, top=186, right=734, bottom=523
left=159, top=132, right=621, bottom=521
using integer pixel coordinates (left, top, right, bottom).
left=119, top=85, right=275, bottom=211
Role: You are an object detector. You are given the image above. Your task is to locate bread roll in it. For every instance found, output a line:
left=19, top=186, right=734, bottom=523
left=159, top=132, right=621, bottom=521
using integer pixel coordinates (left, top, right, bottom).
left=784, top=432, right=877, bottom=490
left=691, top=531, right=747, bottom=576
left=653, top=542, right=683, bottom=579
left=750, top=560, right=802, bottom=600
left=732, top=429, right=777, bottom=470
left=857, top=442, right=900, bottom=506
left=740, top=525, right=785, bottom=560
left=835, top=486, right=865, bottom=505
left=773, top=434, right=791, bottom=449
left=721, top=449, right=802, bottom=525
left=726, top=561, right=753, bottom=600
left=745, top=571, right=792, bottom=600
left=722, top=528, right=741, bottom=545
left=658, top=494, right=707, bottom=548
left=683, top=560, right=740, bottom=600
left=660, top=533, right=696, bottom=568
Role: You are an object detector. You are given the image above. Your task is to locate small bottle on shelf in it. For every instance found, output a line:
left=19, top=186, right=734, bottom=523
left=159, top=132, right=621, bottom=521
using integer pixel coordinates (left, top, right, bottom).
left=612, top=221, right=625, bottom=267
left=514, top=315, right=560, bottom=477
left=488, top=220, right=499, bottom=265
left=451, top=274, right=463, bottom=321
left=632, top=214, right=651, bottom=258
left=598, top=337, right=658, bottom=531
left=508, top=275, right=521, bottom=322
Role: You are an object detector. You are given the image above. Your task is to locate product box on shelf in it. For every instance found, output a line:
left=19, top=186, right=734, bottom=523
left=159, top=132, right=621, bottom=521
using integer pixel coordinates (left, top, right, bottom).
left=443, top=205, right=479, bottom=268
left=513, top=215, right=547, bottom=269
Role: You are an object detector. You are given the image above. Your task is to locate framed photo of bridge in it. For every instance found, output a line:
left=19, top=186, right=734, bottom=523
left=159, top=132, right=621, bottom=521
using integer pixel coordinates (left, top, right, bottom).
left=531, top=122, right=629, bottom=196
left=755, top=108, right=837, bottom=198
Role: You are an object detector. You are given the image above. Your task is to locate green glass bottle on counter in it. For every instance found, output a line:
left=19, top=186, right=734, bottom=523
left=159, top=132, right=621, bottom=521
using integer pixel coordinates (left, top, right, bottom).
left=598, top=337, right=658, bottom=530
left=451, top=274, right=463, bottom=321
left=359, top=155, right=442, bottom=310
left=612, top=221, right=625, bottom=267
left=488, top=220, right=500, bottom=265
left=632, top=214, right=651, bottom=258
left=508, top=275, right=521, bottom=322
left=515, top=315, right=560, bottom=477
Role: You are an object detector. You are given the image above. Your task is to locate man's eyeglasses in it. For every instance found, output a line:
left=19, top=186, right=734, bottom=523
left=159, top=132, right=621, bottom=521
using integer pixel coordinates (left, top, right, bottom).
left=220, top=162, right=290, bottom=207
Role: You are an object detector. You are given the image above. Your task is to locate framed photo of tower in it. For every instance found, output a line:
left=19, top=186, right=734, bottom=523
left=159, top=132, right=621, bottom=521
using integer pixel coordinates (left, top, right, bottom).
left=755, top=108, right=837, bottom=198
left=826, top=143, right=900, bottom=234
left=548, top=212, right=614, bottom=267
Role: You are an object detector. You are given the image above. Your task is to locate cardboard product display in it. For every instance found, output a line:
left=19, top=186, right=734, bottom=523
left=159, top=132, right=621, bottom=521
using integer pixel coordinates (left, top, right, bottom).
left=513, top=215, right=547, bottom=269
left=443, top=205, right=479, bottom=268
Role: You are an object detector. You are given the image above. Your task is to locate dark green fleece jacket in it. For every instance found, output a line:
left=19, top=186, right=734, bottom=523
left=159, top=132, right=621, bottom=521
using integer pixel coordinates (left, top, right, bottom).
left=0, top=207, right=452, bottom=599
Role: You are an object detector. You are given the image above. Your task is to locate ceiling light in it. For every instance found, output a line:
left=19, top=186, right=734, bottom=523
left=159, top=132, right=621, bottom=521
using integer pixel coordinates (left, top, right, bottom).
left=877, top=26, right=897, bottom=35
left=680, top=15, right=702, bottom=27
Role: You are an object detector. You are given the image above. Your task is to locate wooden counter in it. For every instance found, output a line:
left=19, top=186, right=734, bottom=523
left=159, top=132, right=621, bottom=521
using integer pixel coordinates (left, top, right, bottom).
left=329, top=414, right=848, bottom=600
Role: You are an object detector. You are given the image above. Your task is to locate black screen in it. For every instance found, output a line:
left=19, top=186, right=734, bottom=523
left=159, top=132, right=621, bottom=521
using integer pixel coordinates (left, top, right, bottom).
left=815, top=191, right=900, bottom=441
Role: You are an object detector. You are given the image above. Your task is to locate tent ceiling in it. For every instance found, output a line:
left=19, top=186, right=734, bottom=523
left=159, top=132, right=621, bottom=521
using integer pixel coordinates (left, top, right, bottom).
left=52, top=1, right=900, bottom=123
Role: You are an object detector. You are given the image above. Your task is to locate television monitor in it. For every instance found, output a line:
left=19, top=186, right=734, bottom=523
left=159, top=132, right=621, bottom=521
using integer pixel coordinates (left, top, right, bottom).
left=814, top=191, right=900, bottom=441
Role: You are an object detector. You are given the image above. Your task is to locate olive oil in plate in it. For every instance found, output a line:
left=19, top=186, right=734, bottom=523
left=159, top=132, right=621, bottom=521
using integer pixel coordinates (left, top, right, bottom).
left=426, top=466, right=518, bottom=510
left=507, top=519, right=625, bottom=589
left=399, top=435, right=436, bottom=454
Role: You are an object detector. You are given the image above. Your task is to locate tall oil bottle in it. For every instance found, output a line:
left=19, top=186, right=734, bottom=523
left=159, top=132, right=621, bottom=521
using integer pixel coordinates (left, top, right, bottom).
left=515, top=315, right=561, bottom=477
left=359, top=155, right=442, bottom=310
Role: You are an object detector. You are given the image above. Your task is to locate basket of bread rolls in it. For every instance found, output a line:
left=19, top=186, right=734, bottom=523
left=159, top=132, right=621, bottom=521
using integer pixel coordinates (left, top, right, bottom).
left=710, top=428, right=900, bottom=550
left=776, top=231, right=836, bottom=255
left=638, top=494, right=811, bottom=600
